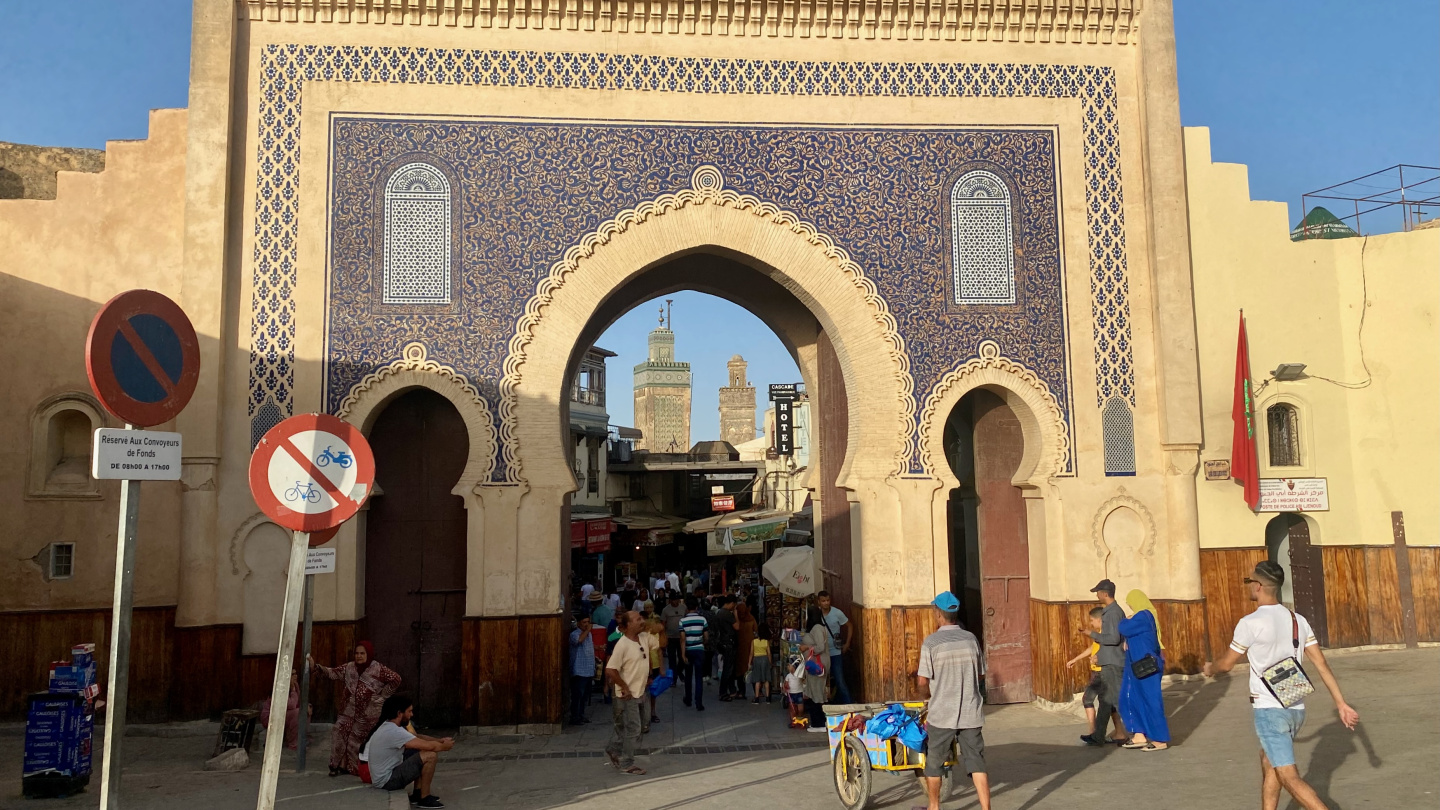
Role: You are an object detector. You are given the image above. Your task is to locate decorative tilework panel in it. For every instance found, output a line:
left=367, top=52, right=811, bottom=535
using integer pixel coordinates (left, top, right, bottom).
left=951, top=170, right=1016, bottom=306
left=383, top=162, right=453, bottom=305
left=249, top=46, right=1136, bottom=477
left=325, top=119, right=1072, bottom=478
left=1102, top=396, right=1136, bottom=476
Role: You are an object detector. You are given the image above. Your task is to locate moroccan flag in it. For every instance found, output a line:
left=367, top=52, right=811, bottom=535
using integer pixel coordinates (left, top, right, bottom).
left=1231, top=312, right=1259, bottom=510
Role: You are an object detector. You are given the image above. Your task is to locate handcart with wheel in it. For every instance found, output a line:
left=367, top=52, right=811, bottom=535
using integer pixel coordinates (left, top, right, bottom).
left=824, top=701, right=958, bottom=810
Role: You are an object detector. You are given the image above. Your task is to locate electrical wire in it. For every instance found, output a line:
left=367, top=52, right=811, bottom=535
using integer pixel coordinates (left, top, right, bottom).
left=1306, top=234, right=1374, bottom=390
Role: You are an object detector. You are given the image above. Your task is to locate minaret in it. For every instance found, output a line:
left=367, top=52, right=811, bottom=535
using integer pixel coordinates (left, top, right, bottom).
left=632, top=301, right=692, bottom=452
left=719, top=355, right=756, bottom=446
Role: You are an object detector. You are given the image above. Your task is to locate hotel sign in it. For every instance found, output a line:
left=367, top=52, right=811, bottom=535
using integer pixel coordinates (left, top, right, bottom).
left=1258, top=478, right=1329, bottom=513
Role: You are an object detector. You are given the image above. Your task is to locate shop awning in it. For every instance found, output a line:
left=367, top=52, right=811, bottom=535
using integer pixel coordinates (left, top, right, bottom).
left=684, top=507, right=791, bottom=534
left=707, top=516, right=790, bottom=556
left=613, top=511, right=687, bottom=531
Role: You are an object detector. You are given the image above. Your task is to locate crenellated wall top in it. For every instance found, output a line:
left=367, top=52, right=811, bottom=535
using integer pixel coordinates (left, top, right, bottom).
left=240, top=0, right=1142, bottom=44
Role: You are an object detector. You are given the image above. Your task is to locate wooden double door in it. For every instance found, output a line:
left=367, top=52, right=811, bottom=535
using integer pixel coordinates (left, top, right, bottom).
left=946, top=390, right=1033, bottom=704
left=364, top=389, right=469, bottom=727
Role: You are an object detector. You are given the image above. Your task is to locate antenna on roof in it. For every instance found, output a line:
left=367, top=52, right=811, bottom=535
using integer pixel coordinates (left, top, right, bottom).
left=665, top=299, right=673, bottom=330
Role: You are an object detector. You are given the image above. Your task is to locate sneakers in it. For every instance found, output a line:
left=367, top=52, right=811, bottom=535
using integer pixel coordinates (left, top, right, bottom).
left=806, top=726, right=827, bottom=733
left=752, top=697, right=760, bottom=704
left=412, top=795, right=445, bottom=808
left=1079, top=734, right=1102, bottom=747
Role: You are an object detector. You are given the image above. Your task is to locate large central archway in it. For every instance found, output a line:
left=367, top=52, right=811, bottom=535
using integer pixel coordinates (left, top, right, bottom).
left=500, top=168, right=916, bottom=621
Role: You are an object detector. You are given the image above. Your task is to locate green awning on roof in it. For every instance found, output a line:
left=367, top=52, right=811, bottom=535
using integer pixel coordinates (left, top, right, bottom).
left=1291, top=206, right=1359, bottom=241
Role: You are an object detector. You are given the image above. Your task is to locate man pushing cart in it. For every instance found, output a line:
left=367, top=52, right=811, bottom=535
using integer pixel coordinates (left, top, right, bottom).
left=826, top=591, right=991, bottom=810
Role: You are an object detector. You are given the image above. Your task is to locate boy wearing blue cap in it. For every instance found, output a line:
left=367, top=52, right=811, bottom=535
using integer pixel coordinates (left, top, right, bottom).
left=917, top=591, right=990, bottom=810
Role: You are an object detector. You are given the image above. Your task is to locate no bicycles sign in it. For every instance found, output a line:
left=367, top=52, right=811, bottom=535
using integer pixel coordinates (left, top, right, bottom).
left=247, top=413, right=375, bottom=533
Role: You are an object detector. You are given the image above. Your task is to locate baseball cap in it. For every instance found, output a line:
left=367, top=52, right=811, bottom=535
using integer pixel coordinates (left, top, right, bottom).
left=1090, top=579, right=1116, bottom=595
left=932, top=591, right=961, bottom=612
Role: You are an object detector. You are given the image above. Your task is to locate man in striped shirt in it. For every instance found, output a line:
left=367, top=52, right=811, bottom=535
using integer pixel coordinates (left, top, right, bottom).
left=917, top=590, right=989, bottom=810
left=678, top=596, right=709, bottom=711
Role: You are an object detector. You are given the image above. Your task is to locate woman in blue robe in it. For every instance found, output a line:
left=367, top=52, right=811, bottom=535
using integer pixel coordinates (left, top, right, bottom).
left=1118, top=589, right=1170, bottom=751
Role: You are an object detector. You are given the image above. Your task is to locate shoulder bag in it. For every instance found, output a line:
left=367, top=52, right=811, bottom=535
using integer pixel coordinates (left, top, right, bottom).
left=1130, top=653, right=1159, bottom=679
left=1260, top=610, right=1316, bottom=708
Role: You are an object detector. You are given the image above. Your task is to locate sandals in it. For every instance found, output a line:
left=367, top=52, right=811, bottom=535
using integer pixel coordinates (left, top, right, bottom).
left=1121, top=739, right=1149, bottom=749
left=1141, top=743, right=1169, bottom=752
left=620, top=766, right=646, bottom=776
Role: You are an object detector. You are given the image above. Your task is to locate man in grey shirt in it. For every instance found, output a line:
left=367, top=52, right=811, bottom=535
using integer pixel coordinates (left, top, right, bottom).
left=660, top=593, right=688, bottom=680
left=1082, top=578, right=1126, bottom=746
left=917, top=591, right=990, bottom=810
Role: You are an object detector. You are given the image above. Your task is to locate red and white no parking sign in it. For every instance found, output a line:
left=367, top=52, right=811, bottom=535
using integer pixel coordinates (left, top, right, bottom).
left=248, top=413, right=374, bottom=533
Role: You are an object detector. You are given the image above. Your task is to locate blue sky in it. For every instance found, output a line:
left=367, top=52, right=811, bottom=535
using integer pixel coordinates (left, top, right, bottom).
left=3, top=1, right=1434, bottom=440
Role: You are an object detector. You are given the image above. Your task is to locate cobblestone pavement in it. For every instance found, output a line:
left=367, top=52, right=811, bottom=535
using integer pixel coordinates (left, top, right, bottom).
left=2, top=648, right=1434, bottom=809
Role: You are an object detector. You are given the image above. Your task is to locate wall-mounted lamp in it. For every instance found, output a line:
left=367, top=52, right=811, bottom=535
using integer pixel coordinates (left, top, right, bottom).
left=1272, top=363, right=1308, bottom=381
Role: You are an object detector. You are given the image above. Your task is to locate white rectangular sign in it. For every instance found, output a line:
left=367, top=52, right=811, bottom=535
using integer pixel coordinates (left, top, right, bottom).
left=1258, top=478, right=1330, bottom=512
left=91, top=429, right=182, bottom=481
left=305, top=548, right=337, bottom=575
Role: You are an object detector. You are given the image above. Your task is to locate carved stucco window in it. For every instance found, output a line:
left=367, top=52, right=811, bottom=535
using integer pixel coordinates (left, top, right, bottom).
left=383, top=162, right=452, bottom=305
left=1102, top=396, right=1136, bottom=476
left=29, top=394, right=105, bottom=499
left=1267, top=403, right=1302, bottom=467
left=951, top=170, right=1016, bottom=306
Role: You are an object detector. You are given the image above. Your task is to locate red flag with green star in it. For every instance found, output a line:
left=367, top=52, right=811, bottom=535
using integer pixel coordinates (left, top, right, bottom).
left=1231, top=312, right=1259, bottom=510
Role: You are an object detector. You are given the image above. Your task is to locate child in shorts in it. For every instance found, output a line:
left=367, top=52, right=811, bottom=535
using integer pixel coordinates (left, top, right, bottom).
left=784, top=656, right=806, bottom=728
left=1068, top=605, right=1122, bottom=743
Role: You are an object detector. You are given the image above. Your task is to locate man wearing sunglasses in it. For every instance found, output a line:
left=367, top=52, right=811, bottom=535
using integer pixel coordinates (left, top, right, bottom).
left=1204, top=561, right=1359, bottom=810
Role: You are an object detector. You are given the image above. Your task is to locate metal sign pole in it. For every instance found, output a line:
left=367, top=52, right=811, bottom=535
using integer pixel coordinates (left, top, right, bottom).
left=296, top=573, right=315, bottom=771
left=256, top=531, right=310, bottom=810
left=98, top=432, right=141, bottom=810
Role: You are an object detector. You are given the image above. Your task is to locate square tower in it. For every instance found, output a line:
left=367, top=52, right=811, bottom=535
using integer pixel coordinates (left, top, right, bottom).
left=633, top=308, right=691, bottom=452
left=719, top=355, right=757, bottom=446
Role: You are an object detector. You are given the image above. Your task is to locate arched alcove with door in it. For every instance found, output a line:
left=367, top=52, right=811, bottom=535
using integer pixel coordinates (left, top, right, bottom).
left=363, top=388, right=470, bottom=726
left=1265, top=512, right=1326, bottom=644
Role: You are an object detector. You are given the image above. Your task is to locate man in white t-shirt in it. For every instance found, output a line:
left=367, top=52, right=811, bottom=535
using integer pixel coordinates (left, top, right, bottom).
left=1205, top=561, right=1358, bottom=810
left=604, top=610, right=651, bottom=776
left=360, top=695, right=455, bottom=808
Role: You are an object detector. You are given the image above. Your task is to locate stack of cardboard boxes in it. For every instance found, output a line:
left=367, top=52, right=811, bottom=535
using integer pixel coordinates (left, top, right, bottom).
left=23, top=643, right=97, bottom=798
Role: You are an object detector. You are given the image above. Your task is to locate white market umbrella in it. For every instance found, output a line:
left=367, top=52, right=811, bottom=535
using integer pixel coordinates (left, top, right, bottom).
left=763, top=546, right=816, bottom=598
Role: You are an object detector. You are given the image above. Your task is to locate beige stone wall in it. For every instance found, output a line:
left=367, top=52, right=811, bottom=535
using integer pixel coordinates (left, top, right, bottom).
left=0, top=142, right=105, bottom=201
left=1186, top=126, right=1440, bottom=550
left=0, top=110, right=189, bottom=610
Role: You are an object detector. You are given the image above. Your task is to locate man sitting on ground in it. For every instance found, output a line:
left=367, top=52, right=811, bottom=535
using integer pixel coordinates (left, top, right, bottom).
left=362, top=694, right=455, bottom=808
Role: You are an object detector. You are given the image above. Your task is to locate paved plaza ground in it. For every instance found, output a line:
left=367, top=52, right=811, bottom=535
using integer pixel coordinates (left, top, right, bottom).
left=1, top=647, right=1434, bottom=809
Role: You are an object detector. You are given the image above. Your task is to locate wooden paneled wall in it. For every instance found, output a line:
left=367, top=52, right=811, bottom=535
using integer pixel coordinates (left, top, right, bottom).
left=0, top=606, right=175, bottom=722
left=857, top=606, right=940, bottom=703
left=1200, top=547, right=1268, bottom=659
left=1202, top=545, right=1440, bottom=652
left=1412, top=547, right=1440, bottom=641
left=1322, top=546, right=1440, bottom=647
left=1029, top=599, right=1207, bottom=703
left=462, top=615, right=564, bottom=727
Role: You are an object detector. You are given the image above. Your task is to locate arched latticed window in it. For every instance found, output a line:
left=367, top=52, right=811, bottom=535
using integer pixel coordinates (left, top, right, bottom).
left=383, top=162, right=452, bottom=305
left=1102, top=396, right=1136, bottom=476
left=950, top=170, right=1016, bottom=306
left=1267, top=403, right=1301, bottom=466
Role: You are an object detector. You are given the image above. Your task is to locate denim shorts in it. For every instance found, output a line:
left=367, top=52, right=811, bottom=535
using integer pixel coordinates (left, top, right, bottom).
left=1253, top=707, right=1306, bottom=768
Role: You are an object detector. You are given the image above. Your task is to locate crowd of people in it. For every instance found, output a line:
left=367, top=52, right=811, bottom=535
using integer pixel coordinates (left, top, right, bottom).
left=568, top=569, right=863, bottom=775
left=570, top=562, right=1362, bottom=810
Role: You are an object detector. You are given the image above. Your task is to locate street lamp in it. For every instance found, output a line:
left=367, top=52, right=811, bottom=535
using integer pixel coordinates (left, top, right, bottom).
left=1272, top=363, right=1307, bottom=381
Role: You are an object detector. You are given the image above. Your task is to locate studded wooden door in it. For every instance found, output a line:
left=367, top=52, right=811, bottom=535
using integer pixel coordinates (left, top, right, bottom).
left=1287, top=518, right=1328, bottom=647
left=364, top=388, right=469, bottom=727
left=970, top=390, right=1033, bottom=704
